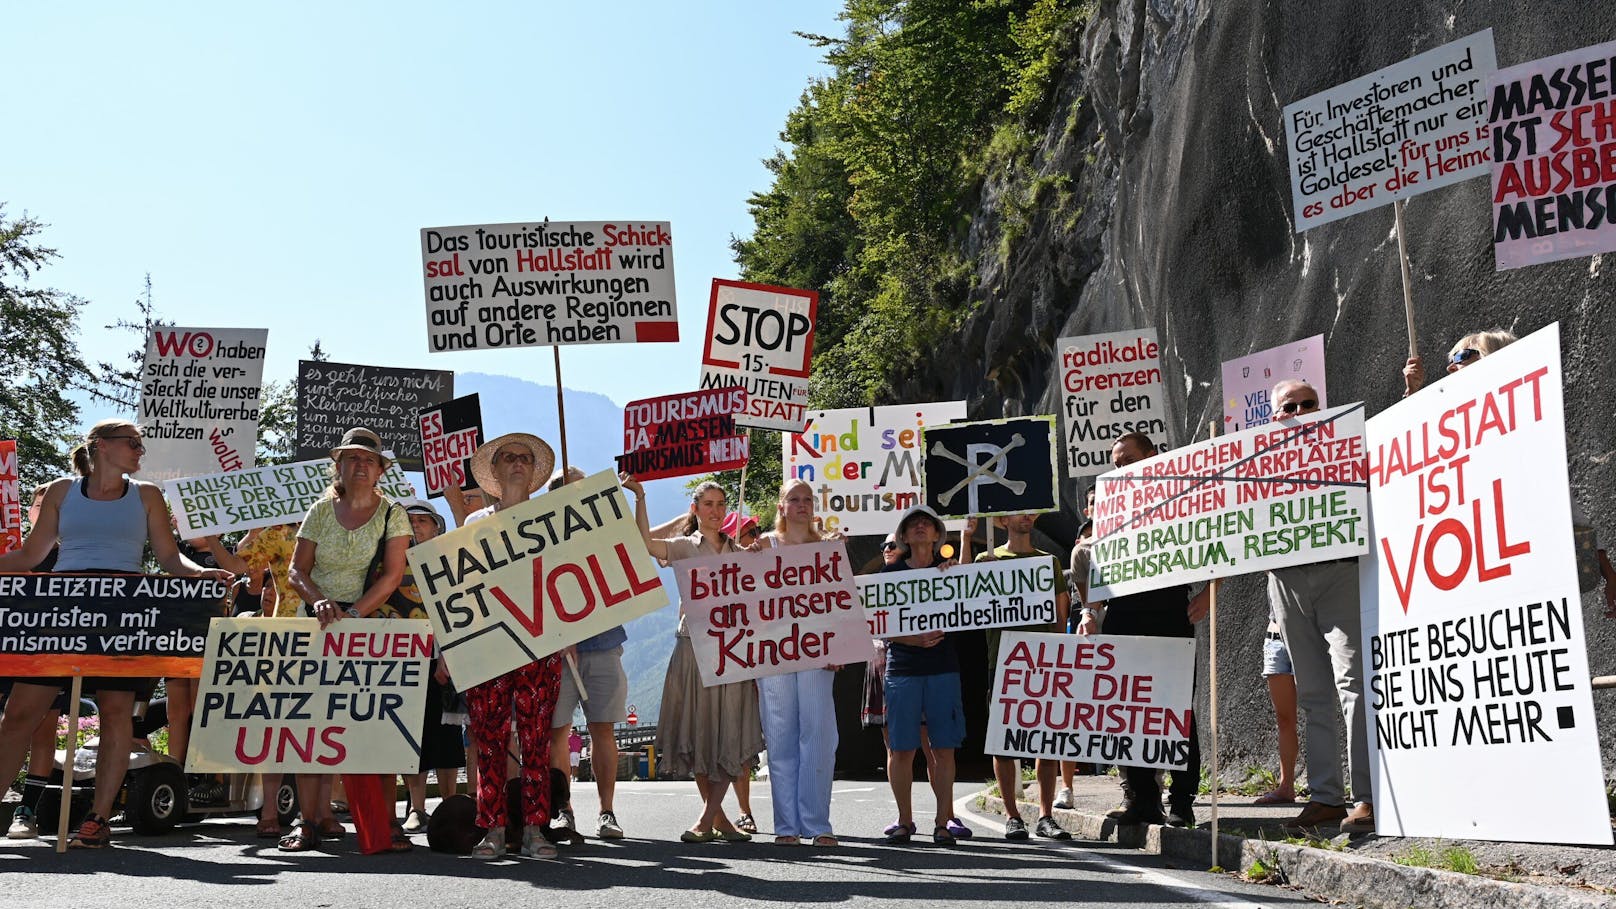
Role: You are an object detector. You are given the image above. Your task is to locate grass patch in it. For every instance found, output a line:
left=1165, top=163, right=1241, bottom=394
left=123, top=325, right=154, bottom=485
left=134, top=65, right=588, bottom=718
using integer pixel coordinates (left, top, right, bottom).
left=1393, top=843, right=1483, bottom=875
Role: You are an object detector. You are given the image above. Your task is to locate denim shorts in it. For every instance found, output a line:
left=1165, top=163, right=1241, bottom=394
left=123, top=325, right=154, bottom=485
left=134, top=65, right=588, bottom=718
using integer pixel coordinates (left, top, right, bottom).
left=884, top=672, right=964, bottom=752
left=1262, top=635, right=1293, bottom=676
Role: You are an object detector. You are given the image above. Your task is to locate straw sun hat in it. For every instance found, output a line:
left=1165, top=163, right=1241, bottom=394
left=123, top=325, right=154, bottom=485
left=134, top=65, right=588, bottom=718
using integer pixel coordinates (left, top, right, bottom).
left=470, top=432, right=556, bottom=499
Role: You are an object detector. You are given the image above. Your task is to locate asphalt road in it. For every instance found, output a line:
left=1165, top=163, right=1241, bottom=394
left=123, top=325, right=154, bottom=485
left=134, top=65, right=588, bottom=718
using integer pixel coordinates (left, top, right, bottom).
left=2, top=780, right=1320, bottom=908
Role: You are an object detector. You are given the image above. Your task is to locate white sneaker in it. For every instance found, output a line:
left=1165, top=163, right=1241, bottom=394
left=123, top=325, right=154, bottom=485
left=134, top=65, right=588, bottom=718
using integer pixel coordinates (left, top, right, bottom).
left=7, top=807, right=39, bottom=839
left=1054, top=787, right=1074, bottom=809
left=597, top=810, right=624, bottom=839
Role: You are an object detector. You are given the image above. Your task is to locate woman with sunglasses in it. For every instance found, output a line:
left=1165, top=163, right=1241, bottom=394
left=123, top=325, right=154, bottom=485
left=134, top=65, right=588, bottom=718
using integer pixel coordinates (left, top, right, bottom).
left=1400, top=329, right=1517, bottom=396
left=0, top=419, right=234, bottom=848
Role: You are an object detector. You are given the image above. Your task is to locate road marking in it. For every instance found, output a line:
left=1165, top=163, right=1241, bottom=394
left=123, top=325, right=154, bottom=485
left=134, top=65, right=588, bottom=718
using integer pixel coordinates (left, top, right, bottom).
left=953, top=794, right=1267, bottom=909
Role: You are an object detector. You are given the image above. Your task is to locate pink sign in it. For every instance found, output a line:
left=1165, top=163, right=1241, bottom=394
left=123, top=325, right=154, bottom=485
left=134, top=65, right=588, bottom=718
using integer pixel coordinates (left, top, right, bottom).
left=0, top=440, right=19, bottom=554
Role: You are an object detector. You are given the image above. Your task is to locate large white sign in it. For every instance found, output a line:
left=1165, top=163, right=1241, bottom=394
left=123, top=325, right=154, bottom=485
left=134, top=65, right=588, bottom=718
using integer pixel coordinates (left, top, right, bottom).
left=1056, top=329, right=1168, bottom=478
left=985, top=632, right=1195, bottom=768
left=1088, top=404, right=1369, bottom=600
left=859, top=559, right=1058, bottom=638
left=137, top=326, right=269, bottom=482
left=165, top=456, right=417, bottom=537
left=782, top=402, right=967, bottom=536
left=420, top=221, right=679, bottom=351
left=1285, top=30, right=1497, bottom=231
left=698, top=279, right=817, bottom=432
left=1360, top=323, right=1608, bottom=844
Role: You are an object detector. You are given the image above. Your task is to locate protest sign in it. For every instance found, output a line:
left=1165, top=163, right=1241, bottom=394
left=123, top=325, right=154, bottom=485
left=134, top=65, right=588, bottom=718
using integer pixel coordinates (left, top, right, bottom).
left=616, top=386, right=749, bottom=482
left=0, top=440, right=19, bottom=553
left=921, top=416, right=1058, bottom=519
left=418, top=393, right=483, bottom=498
left=0, top=573, right=227, bottom=677
left=1221, top=335, right=1328, bottom=432
left=678, top=541, right=868, bottom=685
left=1087, top=404, right=1369, bottom=600
left=1489, top=38, right=1616, bottom=270
left=166, top=456, right=417, bottom=537
left=186, top=618, right=432, bottom=774
left=859, top=559, right=1057, bottom=638
left=1057, top=330, right=1168, bottom=477
left=407, top=469, right=667, bottom=691
left=420, top=220, right=679, bottom=351
left=1360, top=324, right=1608, bottom=844
left=985, top=632, right=1195, bottom=768
left=783, top=402, right=968, bottom=535
left=1285, top=30, right=1496, bottom=231
left=136, top=327, right=269, bottom=482
left=698, top=279, right=816, bottom=433
left=296, top=360, right=453, bottom=471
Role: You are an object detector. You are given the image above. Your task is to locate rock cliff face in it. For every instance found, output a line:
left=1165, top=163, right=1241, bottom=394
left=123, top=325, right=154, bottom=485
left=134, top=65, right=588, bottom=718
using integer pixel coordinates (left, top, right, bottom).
left=893, top=2, right=1616, bottom=777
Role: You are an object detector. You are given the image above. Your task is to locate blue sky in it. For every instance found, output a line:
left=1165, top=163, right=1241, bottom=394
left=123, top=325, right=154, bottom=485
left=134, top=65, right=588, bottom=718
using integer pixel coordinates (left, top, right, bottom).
left=3, top=1, right=842, bottom=411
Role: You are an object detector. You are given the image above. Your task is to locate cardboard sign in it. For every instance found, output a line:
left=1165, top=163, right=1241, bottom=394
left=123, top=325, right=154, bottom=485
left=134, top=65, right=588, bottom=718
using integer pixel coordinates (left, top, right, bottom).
left=0, top=573, right=228, bottom=677
left=186, top=618, right=433, bottom=774
left=136, top=327, right=269, bottom=482
left=1088, top=404, right=1369, bottom=600
left=1285, top=30, right=1497, bottom=231
left=420, top=220, right=679, bottom=351
left=418, top=393, right=483, bottom=499
left=295, top=360, right=453, bottom=471
left=1221, top=335, right=1329, bottom=432
left=1360, top=324, right=1609, bottom=844
left=0, top=440, right=19, bottom=553
left=166, top=456, right=418, bottom=537
left=985, top=632, right=1195, bottom=768
left=677, top=541, right=869, bottom=685
left=921, top=416, right=1058, bottom=519
left=616, top=386, right=749, bottom=482
left=698, top=279, right=817, bottom=432
left=1057, top=330, right=1168, bottom=477
left=859, top=559, right=1058, bottom=638
left=1489, top=38, right=1616, bottom=270
left=783, top=402, right=968, bottom=536
left=406, top=469, right=667, bottom=691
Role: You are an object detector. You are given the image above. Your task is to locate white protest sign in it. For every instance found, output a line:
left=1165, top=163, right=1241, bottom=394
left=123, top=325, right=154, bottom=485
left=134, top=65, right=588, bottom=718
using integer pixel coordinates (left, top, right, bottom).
left=858, top=560, right=1057, bottom=638
left=406, top=469, right=667, bottom=691
left=137, top=326, right=269, bottom=482
left=1360, top=323, right=1609, bottom=844
left=698, top=279, right=817, bottom=432
left=420, top=221, right=679, bottom=351
left=1285, top=30, right=1497, bottom=231
left=677, top=540, right=869, bottom=685
left=985, top=632, right=1195, bottom=768
left=1088, top=404, right=1369, bottom=600
left=1057, top=329, right=1168, bottom=478
left=1489, top=38, right=1616, bottom=270
left=1221, top=335, right=1328, bottom=433
left=782, top=402, right=967, bottom=535
left=187, top=618, right=432, bottom=774
left=165, top=455, right=417, bottom=537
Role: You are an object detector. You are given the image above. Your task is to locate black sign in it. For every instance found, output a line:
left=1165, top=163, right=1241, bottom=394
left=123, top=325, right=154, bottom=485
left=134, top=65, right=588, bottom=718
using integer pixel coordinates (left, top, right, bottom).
left=418, top=393, right=483, bottom=499
left=296, top=360, right=454, bottom=471
left=921, top=416, right=1058, bottom=518
left=0, top=572, right=229, bottom=677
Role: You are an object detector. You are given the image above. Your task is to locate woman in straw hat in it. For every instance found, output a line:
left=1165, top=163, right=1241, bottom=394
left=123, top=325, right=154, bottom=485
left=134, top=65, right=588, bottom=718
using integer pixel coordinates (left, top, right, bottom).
left=461, top=432, right=564, bottom=860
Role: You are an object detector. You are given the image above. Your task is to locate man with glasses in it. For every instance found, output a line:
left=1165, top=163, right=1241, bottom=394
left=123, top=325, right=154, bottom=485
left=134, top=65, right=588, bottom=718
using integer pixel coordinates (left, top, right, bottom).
left=1265, top=381, right=1374, bottom=835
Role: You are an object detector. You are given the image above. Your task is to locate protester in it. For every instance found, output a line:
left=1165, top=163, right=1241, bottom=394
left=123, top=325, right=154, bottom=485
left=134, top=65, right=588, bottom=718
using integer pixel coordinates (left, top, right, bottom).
left=1400, top=329, right=1518, bottom=396
left=1058, top=485, right=1100, bottom=807
left=1257, top=603, right=1300, bottom=806
left=879, top=504, right=967, bottom=846
left=1080, top=433, right=1208, bottom=828
left=459, top=433, right=564, bottom=859
left=755, top=479, right=842, bottom=847
left=167, top=524, right=249, bottom=806
left=967, top=513, right=1071, bottom=841
left=545, top=465, right=630, bottom=841
left=0, top=419, right=235, bottom=848
left=3, top=486, right=68, bottom=841
left=624, top=475, right=762, bottom=843
left=396, top=499, right=465, bottom=834
left=281, top=427, right=412, bottom=853
left=567, top=729, right=583, bottom=782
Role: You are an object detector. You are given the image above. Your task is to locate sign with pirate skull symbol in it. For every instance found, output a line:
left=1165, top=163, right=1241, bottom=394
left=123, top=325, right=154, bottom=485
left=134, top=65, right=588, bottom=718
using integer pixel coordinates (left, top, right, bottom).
left=921, top=416, right=1058, bottom=518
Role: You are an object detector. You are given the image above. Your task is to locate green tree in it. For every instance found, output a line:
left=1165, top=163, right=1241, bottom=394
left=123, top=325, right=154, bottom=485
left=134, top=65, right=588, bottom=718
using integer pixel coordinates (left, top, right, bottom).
left=92, top=272, right=170, bottom=412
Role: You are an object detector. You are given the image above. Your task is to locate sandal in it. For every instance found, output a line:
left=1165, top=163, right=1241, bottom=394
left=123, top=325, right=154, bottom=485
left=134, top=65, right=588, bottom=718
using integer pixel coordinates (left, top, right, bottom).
left=881, top=821, right=915, bottom=845
left=735, top=813, right=758, bottom=834
left=1253, top=790, right=1296, bottom=806
left=256, top=818, right=283, bottom=839
left=932, top=825, right=957, bottom=846
left=472, top=827, right=507, bottom=859
left=277, top=823, right=319, bottom=852
left=811, top=834, right=839, bottom=847
left=680, top=828, right=719, bottom=843
left=716, top=828, right=752, bottom=843
left=317, top=818, right=346, bottom=840
left=521, top=824, right=557, bottom=859
left=774, top=835, right=802, bottom=846
left=389, top=824, right=414, bottom=853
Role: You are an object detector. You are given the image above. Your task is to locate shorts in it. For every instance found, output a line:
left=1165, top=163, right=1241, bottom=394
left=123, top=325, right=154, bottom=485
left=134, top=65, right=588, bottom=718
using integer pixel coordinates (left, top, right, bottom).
left=552, top=647, right=628, bottom=727
left=884, top=672, right=964, bottom=752
left=1262, top=635, right=1293, bottom=677
left=569, top=753, right=581, bottom=768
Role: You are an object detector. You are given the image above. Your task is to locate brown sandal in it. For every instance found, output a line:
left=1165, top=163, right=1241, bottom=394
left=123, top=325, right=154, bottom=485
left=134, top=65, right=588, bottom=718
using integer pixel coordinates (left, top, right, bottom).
left=277, top=823, right=319, bottom=852
left=388, top=822, right=413, bottom=852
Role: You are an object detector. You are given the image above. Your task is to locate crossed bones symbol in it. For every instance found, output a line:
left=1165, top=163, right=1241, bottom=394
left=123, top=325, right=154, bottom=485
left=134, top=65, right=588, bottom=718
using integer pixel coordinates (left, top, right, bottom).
left=931, top=434, right=1026, bottom=507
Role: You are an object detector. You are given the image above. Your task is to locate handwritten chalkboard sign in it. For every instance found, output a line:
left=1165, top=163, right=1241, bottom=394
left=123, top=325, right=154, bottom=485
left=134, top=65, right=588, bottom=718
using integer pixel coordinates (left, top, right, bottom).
left=295, top=360, right=453, bottom=471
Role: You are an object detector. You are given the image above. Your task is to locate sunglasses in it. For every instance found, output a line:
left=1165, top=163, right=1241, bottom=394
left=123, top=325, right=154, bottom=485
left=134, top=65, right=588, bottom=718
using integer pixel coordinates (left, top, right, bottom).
left=1280, top=399, right=1318, bottom=414
left=1449, top=348, right=1481, bottom=366
left=881, top=542, right=899, bottom=552
left=496, top=451, right=534, bottom=465
left=102, top=435, right=146, bottom=451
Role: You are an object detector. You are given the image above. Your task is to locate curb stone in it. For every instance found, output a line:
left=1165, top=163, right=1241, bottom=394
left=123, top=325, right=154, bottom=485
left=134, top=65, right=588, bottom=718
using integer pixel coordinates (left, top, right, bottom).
left=979, top=790, right=1614, bottom=909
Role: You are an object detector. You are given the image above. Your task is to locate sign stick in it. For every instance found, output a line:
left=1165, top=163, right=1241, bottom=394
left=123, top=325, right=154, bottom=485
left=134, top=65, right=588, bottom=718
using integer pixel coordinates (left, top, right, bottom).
left=1393, top=199, right=1419, bottom=359
left=1207, top=418, right=1221, bottom=869
left=552, top=347, right=570, bottom=475
left=55, top=676, right=83, bottom=853
left=564, top=652, right=588, bottom=703
left=736, top=429, right=751, bottom=517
